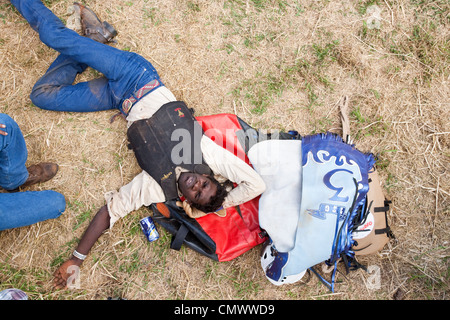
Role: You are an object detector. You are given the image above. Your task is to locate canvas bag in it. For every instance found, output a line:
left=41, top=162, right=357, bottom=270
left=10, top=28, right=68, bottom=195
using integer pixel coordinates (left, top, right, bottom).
left=250, top=133, right=392, bottom=289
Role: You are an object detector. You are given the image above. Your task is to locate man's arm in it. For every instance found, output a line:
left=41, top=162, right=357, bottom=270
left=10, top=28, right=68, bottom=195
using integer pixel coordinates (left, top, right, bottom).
left=201, top=136, right=266, bottom=208
left=53, top=172, right=166, bottom=289
left=53, top=205, right=110, bottom=289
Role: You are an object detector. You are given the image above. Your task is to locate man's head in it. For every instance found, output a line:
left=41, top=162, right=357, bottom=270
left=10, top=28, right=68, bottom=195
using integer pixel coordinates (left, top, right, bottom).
left=178, top=172, right=228, bottom=213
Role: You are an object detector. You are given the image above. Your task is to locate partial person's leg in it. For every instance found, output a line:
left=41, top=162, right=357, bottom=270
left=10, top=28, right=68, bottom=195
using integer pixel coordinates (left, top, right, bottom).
left=12, top=0, right=162, bottom=112
left=0, top=114, right=28, bottom=190
left=30, top=54, right=114, bottom=112
left=10, top=0, right=125, bottom=78
left=0, top=190, right=66, bottom=230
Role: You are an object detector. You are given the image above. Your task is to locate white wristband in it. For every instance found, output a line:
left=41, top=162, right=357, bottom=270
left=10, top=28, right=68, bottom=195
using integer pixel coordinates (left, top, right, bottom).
left=73, top=250, right=87, bottom=260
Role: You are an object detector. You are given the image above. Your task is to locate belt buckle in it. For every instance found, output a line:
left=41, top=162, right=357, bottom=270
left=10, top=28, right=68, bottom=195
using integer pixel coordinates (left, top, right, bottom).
left=122, top=98, right=134, bottom=114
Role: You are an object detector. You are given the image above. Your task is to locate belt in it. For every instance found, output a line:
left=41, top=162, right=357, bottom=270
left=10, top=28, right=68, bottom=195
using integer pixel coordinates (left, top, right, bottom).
left=122, top=79, right=160, bottom=115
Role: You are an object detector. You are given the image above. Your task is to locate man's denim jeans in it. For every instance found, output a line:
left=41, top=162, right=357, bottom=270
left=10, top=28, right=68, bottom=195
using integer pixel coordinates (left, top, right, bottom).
left=0, top=114, right=65, bottom=231
left=11, top=0, right=162, bottom=113
left=0, top=114, right=28, bottom=190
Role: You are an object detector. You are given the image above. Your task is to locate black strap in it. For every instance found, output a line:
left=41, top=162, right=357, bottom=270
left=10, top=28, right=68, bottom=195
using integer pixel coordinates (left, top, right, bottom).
left=235, top=205, right=243, bottom=219
left=353, top=243, right=372, bottom=252
left=375, top=228, right=389, bottom=235
left=170, top=224, right=189, bottom=251
left=374, top=206, right=390, bottom=212
left=375, top=226, right=396, bottom=239
left=373, top=200, right=395, bottom=239
left=374, top=199, right=392, bottom=212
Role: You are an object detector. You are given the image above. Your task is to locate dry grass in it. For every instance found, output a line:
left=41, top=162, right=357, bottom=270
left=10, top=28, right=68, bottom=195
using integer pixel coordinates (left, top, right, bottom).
left=0, top=0, right=448, bottom=300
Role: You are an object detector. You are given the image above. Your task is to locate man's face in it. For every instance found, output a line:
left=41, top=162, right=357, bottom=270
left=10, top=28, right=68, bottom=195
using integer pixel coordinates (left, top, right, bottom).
left=178, top=172, right=217, bottom=206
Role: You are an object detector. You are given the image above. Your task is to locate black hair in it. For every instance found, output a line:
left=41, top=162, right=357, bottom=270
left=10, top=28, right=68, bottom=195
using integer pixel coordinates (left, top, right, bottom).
left=190, top=176, right=230, bottom=213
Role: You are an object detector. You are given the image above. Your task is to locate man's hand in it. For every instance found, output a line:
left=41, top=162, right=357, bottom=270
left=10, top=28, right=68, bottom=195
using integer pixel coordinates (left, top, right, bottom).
left=0, top=123, right=7, bottom=136
left=52, top=206, right=110, bottom=289
left=53, top=258, right=82, bottom=289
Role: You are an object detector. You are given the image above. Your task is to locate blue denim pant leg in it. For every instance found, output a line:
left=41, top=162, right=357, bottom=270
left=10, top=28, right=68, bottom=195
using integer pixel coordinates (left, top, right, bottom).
left=0, top=190, right=65, bottom=231
left=30, top=54, right=116, bottom=112
left=12, top=0, right=162, bottom=113
left=0, top=114, right=28, bottom=190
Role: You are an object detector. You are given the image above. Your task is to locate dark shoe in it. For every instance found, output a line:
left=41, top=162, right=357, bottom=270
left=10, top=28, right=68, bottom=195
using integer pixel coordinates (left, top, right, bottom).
left=21, top=162, right=59, bottom=188
left=74, top=2, right=118, bottom=44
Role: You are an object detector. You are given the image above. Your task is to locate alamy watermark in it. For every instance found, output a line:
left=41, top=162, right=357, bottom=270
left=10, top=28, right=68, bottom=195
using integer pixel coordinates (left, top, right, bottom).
left=66, top=265, right=81, bottom=289
left=169, top=123, right=293, bottom=176
left=321, top=263, right=381, bottom=290
left=366, top=5, right=382, bottom=29
left=365, top=265, right=381, bottom=290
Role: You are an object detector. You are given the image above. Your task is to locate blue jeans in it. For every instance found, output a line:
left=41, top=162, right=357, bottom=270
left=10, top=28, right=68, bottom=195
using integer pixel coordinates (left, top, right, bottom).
left=11, top=0, right=162, bottom=114
left=0, top=114, right=28, bottom=190
left=0, top=114, right=65, bottom=231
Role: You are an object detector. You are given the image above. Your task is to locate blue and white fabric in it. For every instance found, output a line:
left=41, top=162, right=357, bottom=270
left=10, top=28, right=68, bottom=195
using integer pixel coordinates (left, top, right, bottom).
left=249, top=133, right=375, bottom=289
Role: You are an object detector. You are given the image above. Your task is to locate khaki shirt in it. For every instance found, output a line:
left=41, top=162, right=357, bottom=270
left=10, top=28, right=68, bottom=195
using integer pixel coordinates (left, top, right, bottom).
left=106, top=86, right=265, bottom=228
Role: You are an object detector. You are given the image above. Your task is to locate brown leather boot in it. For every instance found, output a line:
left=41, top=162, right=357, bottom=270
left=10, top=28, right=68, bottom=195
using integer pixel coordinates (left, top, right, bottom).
left=21, top=162, right=59, bottom=188
left=74, top=2, right=118, bottom=44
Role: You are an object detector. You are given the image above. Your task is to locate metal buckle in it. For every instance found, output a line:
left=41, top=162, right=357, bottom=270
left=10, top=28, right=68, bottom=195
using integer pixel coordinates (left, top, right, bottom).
left=122, top=98, right=133, bottom=114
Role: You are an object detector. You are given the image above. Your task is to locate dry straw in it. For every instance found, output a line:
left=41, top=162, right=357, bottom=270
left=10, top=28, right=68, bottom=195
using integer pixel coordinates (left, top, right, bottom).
left=0, top=0, right=448, bottom=300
